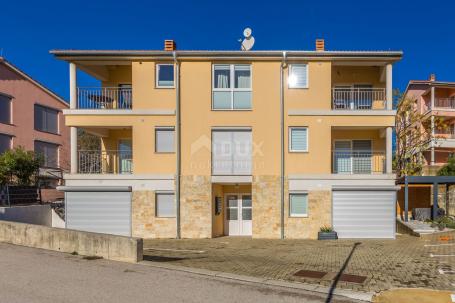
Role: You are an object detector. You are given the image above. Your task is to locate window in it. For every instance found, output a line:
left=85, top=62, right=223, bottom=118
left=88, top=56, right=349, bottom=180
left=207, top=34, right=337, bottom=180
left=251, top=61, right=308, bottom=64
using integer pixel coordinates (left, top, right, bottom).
left=34, top=141, right=59, bottom=168
left=0, top=134, right=11, bottom=154
left=290, top=193, right=308, bottom=217
left=155, top=127, right=175, bottom=153
left=156, top=193, right=175, bottom=217
left=34, top=105, right=58, bottom=134
left=288, top=64, right=309, bottom=88
left=213, top=64, right=251, bottom=110
left=289, top=127, right=308, bottom=152
left=212, top=130, right=252, bottom=175
left=156, top=64, right=174, bottom=87
left=0, top=94, right=12, bottom=124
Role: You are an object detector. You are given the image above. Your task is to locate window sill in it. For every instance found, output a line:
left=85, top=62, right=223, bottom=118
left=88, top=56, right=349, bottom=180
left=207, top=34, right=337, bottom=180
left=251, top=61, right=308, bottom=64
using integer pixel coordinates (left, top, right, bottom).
left=35, top=129, right=60, bottom=136
left=289, top=214, right=309, bottom=218
left=289, top=150, right=309, bottom=153
left=155, top=151, right=176, bottom=154
left=155, top=86, right=175, bottom=89
left=0, top=122, right=14, bottom=126
left=288, top=86, right=309, bottom=89
left=211, top=109, right=253, bottom=111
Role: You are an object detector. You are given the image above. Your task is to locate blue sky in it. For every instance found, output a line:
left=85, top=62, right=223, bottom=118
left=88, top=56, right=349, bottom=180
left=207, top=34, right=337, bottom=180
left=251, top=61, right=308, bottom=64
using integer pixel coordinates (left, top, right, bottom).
left=1, top=0, right=454, bottom=100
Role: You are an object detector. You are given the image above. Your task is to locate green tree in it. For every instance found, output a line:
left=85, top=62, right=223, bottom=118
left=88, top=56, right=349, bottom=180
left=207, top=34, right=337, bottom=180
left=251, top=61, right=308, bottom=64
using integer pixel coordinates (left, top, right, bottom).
left=437, top=156, right=455, bottom=176
left=0, top=147, right=41, bottom=185
left=77, top=129, right=101, bottom=151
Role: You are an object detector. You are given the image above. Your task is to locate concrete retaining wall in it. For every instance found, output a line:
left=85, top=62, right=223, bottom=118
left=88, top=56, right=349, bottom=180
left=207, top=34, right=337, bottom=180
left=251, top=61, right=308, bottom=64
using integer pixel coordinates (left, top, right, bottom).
left=0, top=220, right=143, bottom=263
left=0, top=205, right=52, bottom=226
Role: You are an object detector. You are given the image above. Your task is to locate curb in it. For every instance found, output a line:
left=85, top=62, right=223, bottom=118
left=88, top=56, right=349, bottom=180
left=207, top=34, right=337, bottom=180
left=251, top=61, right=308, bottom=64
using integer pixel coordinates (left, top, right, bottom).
left=139, top=261, right=374, bottom=302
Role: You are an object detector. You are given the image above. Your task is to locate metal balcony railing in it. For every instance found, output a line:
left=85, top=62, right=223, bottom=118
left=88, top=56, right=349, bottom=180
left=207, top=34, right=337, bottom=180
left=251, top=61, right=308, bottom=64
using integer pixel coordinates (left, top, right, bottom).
left=332, top=150, right=386, bottom=174
left=332, top=88, right=386, bottom=110
left=433, top=98, right=455, bottom=110
left=77, top=87, right=132, bottom=109
left=78, top=150, right=132, bottom=174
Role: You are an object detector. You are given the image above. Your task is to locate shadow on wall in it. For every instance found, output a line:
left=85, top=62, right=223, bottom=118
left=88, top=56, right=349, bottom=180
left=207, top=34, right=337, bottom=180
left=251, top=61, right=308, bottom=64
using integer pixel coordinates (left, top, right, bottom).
left=396, top=185, right=431, bottom=220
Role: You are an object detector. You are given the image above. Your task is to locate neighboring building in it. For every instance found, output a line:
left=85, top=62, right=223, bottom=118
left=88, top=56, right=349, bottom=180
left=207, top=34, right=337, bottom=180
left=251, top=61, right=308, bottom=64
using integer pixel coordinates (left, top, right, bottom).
left=52, top=40, right=401, bottom=239
left=0, top=57, right=70, bottom=201
left=403, top=75, right=455, bottom=175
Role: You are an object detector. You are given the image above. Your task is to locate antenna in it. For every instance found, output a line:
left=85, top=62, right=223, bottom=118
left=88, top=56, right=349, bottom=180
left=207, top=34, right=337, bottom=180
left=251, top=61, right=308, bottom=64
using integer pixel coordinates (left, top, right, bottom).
left=240, top=28, right=255, bottom=51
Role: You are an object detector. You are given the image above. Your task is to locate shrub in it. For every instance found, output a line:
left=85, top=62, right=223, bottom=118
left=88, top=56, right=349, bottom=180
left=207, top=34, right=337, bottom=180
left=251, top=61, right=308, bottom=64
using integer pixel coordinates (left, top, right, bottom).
left=437, top=156, right=455, bottom=176
left=320, top=226, right=333, bottom=233
left=0, top=147, right=41, bottom=186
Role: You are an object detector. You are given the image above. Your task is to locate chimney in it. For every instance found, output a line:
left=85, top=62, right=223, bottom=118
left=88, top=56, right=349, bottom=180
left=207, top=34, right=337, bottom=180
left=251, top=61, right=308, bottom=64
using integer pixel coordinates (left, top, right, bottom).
left=316, top=39, right=325, bottom=51
left=164, top=40, right=176, bottom=51
left=429, top=73, right=436, bottom=81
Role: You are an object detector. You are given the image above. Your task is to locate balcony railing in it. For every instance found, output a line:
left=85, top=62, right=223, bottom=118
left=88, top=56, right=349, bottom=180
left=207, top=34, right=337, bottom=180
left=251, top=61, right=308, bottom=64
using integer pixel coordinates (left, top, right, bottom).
left=433, top=98, right=455, bottom=110
left=77, top=87, right=132, bottom=109
left=332, top=150, right=385, bottom=174
left=78, top=150, right=132, bottom=174
left=332, top=88, right=386, bottom=110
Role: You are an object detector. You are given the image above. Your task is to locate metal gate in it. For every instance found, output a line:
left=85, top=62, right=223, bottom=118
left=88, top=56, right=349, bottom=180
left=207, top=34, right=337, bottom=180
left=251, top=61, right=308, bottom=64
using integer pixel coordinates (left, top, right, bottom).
left=333, top=188, right=396, bottom=239
left=61, top=186, right=132, bottom=236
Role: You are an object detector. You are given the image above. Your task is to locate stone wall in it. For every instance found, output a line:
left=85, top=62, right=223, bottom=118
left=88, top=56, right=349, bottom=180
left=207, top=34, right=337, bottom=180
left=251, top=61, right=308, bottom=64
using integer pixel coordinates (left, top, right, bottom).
left=132, top=191, right=176, bottom=238
left=180, top=176, right=212, bottom=238
left=252, top=175, right=281, bottom=238
left=285, top=190, right=332, bottom=239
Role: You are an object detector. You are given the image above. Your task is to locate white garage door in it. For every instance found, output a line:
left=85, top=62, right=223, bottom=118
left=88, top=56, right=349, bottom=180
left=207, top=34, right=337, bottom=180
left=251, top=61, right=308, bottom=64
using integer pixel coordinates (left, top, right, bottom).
left=333, top=190, right=396, bottom=239
left=65, top=189, right=132, bottom=236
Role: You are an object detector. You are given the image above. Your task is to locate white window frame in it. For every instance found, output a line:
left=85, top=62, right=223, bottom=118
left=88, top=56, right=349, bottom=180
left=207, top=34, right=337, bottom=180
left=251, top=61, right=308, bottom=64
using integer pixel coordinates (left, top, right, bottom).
left=289, top=127, right=309, bottom=152
left=212, top=64, right=252, bottom=110
left=289, top=193, right=308, bottom=217
left=155, top=64, right=175, bottom=88
left=155, top=127, right=175, bottom=153
left=155, top=192, right=176, bottom=218
left=288, top=64, right=309, bottom=89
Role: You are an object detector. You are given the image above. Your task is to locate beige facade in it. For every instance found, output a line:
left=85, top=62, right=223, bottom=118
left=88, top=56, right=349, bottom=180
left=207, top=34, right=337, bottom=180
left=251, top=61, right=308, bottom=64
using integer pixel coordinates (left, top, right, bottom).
left=53, top=45, right=401, bottom=239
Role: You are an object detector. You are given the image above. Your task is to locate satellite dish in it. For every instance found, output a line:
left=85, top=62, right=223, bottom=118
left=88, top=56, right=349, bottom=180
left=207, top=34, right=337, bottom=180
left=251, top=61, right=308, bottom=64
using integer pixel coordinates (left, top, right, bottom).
left=243, top=28, right=252, bottom=38
left=240, top=28, right=255, bottom=51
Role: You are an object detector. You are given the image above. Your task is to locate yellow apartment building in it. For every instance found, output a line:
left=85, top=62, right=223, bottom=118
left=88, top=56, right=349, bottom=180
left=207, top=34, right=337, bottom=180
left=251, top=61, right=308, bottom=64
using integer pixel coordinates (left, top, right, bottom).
left=52, top=40, right=402, bottom=239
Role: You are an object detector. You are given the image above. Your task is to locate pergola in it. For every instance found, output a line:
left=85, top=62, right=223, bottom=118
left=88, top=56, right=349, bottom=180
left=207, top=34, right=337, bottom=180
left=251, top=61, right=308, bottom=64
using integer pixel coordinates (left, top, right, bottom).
left=396, top=176, right=455, bottom=222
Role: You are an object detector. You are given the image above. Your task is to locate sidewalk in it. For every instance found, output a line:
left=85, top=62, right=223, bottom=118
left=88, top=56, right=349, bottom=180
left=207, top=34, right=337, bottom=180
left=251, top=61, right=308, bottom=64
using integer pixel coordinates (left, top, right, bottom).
left=143, top=234, right=455, bottom=293
left=373, top=289, right=454, bottom=303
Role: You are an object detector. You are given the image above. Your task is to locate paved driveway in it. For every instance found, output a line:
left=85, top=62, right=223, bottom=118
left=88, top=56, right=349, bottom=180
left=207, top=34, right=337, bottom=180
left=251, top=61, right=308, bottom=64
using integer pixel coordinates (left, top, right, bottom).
left=143, top=234, right=455, bottom=293
left=0, top=243, right=357, bottom=303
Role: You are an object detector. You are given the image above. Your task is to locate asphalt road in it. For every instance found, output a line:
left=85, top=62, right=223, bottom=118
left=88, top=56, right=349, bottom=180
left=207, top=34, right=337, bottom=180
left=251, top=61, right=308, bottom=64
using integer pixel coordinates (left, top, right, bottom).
left=0, top=243, right=360, bottom=303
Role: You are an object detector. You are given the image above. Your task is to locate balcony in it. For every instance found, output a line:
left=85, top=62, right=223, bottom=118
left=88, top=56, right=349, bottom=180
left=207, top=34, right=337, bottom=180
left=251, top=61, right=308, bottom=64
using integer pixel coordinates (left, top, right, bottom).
left=432, top=98, right=455, bottom=110
left=78, top=150, right=132, bottom=174
left=332, top=88, right=386, bottom=110
left=77, top=87, right=132, bottom=109
left=332, top=150, right=385, bottom=174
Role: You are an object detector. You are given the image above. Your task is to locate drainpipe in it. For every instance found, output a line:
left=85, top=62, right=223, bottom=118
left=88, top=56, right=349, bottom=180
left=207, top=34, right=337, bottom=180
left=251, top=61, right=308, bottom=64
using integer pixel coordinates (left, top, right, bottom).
left=174, top=51, right=181, bottom=239
left=280, top=51, right=287, bottom=240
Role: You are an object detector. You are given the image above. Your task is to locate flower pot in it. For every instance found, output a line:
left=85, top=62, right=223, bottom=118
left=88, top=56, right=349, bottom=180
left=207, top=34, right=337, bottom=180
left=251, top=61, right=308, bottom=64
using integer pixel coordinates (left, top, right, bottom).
left=318, top=231, right=338, bottom=240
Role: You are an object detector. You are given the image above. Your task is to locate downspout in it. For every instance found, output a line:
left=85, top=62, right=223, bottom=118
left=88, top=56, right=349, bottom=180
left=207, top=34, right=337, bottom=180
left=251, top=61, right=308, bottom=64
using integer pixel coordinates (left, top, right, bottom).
left=174, top=51, right=181, bottom=239
left=280, top=51, right=287, bottom=239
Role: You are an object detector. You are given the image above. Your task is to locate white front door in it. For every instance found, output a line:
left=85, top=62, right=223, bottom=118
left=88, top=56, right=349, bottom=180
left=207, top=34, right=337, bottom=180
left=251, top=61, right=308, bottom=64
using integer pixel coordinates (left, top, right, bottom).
left=225, top=194, right=252, bottom=236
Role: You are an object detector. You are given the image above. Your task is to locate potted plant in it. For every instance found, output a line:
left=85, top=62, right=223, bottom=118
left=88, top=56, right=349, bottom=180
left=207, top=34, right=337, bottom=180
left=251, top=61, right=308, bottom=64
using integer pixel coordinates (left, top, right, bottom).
left=318, top=226, right=338, bottom=240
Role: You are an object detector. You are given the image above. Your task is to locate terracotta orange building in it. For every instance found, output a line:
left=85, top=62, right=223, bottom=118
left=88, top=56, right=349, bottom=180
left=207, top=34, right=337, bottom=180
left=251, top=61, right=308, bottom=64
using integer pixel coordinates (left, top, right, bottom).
left=404, top=75, right=455, bottom=175
left=0, top=57, right=70, bottom=200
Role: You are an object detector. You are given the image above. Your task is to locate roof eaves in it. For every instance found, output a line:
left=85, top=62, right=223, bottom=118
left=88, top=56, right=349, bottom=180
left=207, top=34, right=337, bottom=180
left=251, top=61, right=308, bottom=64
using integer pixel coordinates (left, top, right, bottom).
left=0, top=57, right=68, bottom=107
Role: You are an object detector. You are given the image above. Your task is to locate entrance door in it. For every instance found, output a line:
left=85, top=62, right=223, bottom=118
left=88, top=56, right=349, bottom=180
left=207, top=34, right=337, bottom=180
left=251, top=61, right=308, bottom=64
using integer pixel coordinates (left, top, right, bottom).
left=118, top=139, right=132, bottom=174
left=225, top=194, right=252, bottom=236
